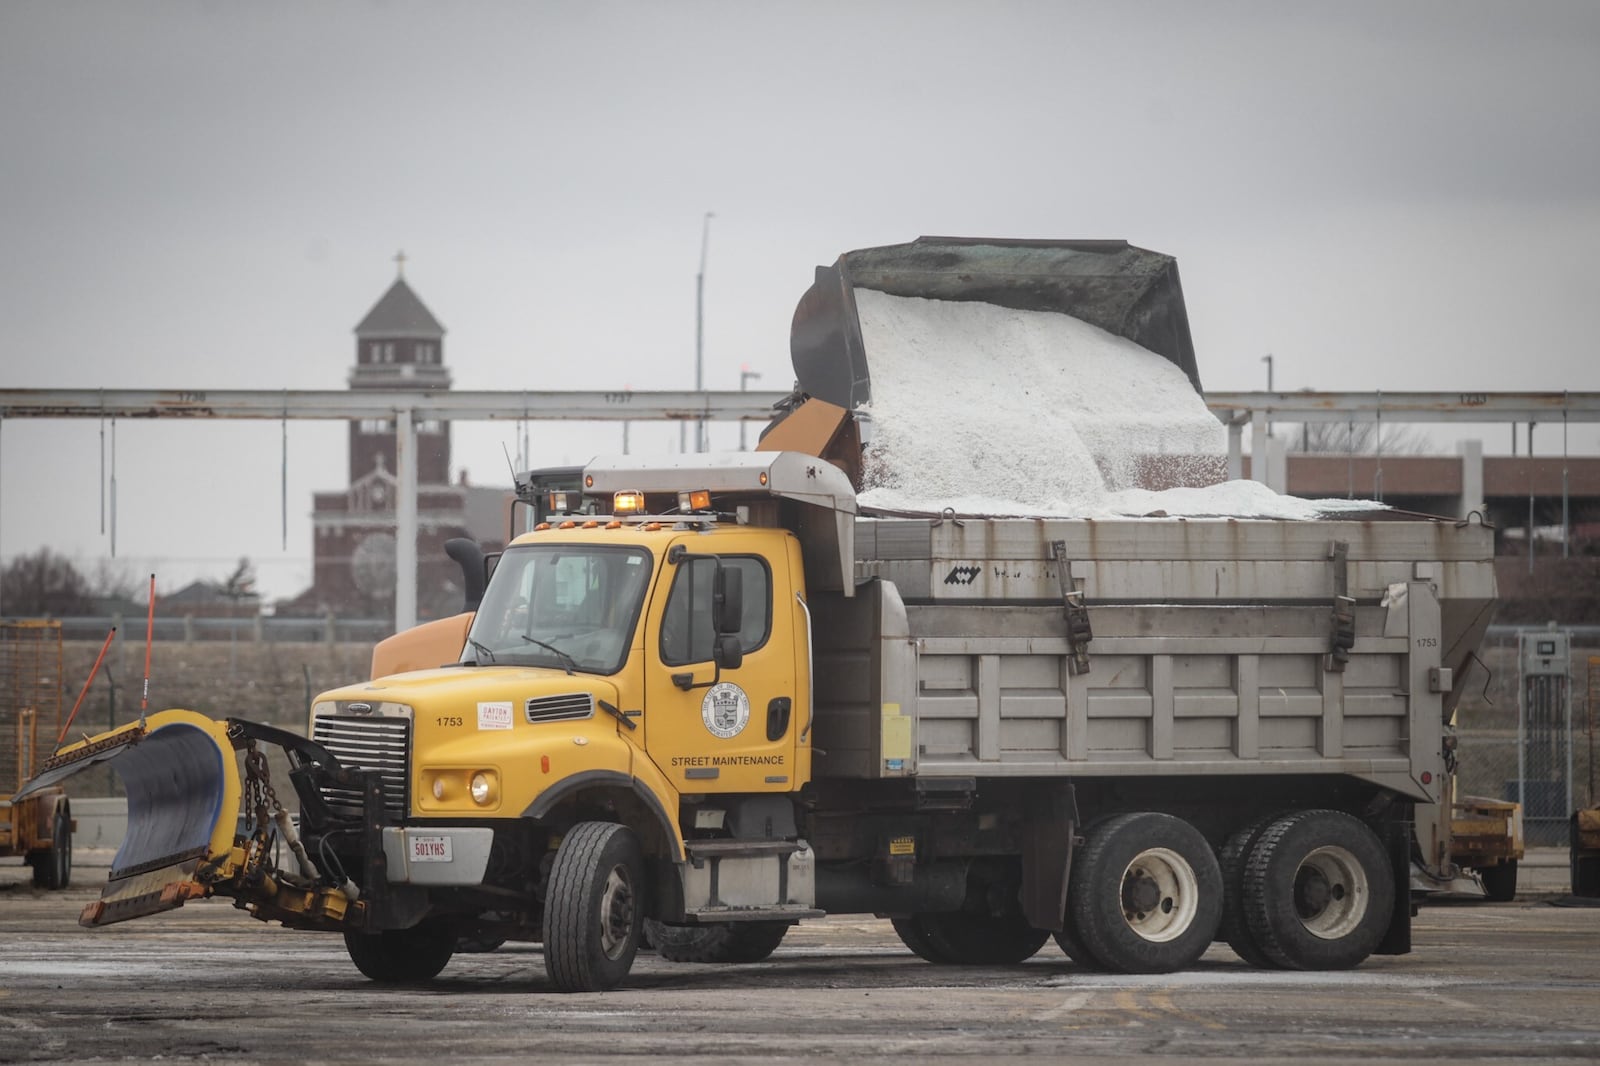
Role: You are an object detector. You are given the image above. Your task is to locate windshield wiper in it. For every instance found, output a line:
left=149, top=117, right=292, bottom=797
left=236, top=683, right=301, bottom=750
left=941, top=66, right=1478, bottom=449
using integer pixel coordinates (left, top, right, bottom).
left=465, top=638, right=497, bottom=665
left=520, top=635, right=577, bottom=675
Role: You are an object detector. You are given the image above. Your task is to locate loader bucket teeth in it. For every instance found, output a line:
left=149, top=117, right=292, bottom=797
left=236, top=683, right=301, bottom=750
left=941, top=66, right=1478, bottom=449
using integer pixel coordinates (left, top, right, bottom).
left=788, top=236, right=1203, bottom=415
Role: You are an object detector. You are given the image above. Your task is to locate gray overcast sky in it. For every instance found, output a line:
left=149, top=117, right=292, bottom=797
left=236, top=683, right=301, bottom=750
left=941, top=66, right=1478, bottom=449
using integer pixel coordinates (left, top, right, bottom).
left=2, top=0, right=1598, bottom=602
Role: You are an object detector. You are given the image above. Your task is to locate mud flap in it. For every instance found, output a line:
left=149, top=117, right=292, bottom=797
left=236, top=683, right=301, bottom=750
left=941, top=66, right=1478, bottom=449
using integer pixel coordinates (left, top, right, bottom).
left=20, top=710, right=242, bottom=927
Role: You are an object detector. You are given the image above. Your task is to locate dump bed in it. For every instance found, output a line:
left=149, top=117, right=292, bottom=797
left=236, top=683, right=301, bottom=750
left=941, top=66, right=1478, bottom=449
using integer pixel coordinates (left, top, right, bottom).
left=810, top=515, right=1495, bottom=804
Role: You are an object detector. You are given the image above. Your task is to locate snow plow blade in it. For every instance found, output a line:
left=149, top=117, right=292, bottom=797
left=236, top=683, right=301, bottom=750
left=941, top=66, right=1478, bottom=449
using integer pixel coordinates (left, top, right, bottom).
left=788, top=236, right=1203, bottom=414
left=19, top=710, right=364, bottom=930
left=22, top=710, right=241, bottom=925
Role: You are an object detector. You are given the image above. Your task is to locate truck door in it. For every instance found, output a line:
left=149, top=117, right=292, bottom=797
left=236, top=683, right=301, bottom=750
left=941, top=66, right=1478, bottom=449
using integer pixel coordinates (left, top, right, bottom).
left=643, top=534, right=800, bottom=794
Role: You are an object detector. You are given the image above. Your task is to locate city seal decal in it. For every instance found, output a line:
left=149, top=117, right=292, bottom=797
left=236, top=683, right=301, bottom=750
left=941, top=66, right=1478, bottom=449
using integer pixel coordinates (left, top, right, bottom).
left=701, top=682, right=751, bottom=740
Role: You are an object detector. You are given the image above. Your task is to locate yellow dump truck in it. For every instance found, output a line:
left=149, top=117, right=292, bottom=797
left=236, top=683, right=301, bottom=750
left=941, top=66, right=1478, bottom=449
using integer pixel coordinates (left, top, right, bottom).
left=23, top=239, right=1498, bottom=991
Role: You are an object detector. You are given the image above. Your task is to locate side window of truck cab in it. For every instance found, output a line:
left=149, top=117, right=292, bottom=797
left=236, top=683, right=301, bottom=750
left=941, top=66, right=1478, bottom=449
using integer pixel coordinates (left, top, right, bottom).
left=659, top=556, right=771, bottom=666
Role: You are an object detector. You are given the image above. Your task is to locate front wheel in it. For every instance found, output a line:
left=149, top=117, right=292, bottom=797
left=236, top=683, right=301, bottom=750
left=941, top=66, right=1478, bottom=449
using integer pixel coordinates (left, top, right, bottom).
left=30, top=802, right=72, bottom=891
left=344, top=920, right=455, bottom=983
left=543, top=822, right=644, bottom=992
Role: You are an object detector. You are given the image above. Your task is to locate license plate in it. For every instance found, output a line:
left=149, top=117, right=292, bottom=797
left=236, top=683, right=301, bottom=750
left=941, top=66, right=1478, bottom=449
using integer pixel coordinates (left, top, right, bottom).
left=409, top=835, right=452, bottom=863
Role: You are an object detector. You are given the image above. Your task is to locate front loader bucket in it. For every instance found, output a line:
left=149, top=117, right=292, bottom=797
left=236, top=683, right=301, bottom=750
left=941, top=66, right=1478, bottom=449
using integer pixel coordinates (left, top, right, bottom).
left=789, top=236, right=1203, bottom=412
left=19, top=710, right=241, bottom=926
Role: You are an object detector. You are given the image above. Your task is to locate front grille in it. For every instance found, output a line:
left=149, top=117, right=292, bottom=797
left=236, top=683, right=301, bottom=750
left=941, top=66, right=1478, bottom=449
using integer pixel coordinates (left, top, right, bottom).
left=312, top=713, right=412, bottom=820
left=525, top=692, right=595, bottom=724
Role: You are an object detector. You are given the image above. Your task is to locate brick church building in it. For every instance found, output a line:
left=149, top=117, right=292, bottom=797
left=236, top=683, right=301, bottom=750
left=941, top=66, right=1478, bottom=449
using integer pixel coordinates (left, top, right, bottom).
left=282, top=265, right=506, bottom=619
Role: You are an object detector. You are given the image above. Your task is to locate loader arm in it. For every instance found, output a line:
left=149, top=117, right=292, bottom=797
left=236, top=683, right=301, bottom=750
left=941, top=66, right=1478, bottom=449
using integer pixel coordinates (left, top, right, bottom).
left=772, top=236, right=1202, bottom=481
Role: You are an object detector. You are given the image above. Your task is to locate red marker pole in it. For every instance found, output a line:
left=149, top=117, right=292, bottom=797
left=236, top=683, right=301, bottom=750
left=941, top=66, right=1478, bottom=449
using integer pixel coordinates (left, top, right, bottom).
left=140, top=574, right=155, bottom=728
left=58, top=627, right=116, bottom=748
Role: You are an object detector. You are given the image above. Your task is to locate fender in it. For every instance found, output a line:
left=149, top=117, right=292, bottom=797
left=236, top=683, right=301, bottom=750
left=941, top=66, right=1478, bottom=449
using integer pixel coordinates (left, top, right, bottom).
left=28, top=790, right=71, bottom=846
left=523, top=768, right=684, bottom=861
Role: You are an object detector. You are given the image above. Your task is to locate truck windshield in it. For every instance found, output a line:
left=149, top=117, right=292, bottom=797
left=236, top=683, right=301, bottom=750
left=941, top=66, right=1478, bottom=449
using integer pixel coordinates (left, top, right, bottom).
left=462, top=545, right=652, bottom=676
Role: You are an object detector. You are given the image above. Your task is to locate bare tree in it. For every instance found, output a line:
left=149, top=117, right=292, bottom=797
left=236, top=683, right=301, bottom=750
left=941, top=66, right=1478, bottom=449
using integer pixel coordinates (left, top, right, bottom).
left=87, top=558, right=141, bottom=603
left=1, top=548, right=90, bottom=616
left=1288, top=421, right=1433, bottom=455
left=222, top=557, right=257, bottom=600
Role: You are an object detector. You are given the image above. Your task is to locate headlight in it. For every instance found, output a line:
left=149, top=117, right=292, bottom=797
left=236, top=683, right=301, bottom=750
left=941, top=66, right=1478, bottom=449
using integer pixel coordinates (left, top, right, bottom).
left=470, top=772, right=492, bottom=805
left=432, top=778, right=446, bottom=800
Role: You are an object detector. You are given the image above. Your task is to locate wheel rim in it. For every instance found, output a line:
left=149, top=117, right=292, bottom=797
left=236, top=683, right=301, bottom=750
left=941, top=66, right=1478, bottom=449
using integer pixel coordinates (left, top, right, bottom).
left=597, top=863, right=636, bottom=961
left=1118, top=847, right=1199, bottom=943
left=1294, top=845, right=1368, bottom=940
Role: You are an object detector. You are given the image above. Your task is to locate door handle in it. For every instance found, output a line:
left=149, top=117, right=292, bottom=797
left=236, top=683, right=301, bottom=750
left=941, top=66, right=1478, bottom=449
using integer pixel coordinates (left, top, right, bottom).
left=766, top=697, right=792, bottom=742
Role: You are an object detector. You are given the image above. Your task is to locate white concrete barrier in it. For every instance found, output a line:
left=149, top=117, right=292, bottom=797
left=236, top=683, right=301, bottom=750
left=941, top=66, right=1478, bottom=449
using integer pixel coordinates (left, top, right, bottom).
left=70, top=797, right=128, bottom=851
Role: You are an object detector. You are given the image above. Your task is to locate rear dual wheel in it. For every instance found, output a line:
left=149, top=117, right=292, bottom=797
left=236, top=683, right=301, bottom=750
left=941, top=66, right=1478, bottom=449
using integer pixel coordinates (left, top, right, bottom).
left=1239, top=810, right=1393, bottom=970
left=646, top=919, right=791, bottom=964
left=1067, top=812, right=1222, bottom=974
left=892, top=908, right=1049, bottom=965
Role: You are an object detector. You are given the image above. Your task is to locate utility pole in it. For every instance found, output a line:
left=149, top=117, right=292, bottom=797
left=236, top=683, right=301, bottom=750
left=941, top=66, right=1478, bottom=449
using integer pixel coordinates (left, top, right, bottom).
left=739, top=365, right=762, bottom=450
left=695, top=211, right=715, bottom=453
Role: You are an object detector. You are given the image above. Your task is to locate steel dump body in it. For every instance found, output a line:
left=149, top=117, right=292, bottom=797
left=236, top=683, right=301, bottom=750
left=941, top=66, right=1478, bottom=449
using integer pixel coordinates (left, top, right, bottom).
left=811, top=515, right=1495, bottom=807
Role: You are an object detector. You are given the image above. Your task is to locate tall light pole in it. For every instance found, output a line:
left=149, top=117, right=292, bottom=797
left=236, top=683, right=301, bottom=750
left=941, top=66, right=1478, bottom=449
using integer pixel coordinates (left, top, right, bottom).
left=739, top=364, right=762, bottom=450
left=695, top=211, right=715, bottom=452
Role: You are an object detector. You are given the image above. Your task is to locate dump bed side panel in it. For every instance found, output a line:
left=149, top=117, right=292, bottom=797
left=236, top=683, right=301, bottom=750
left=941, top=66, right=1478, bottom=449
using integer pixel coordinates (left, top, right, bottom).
left=813, top=517, right=1495, bottom=805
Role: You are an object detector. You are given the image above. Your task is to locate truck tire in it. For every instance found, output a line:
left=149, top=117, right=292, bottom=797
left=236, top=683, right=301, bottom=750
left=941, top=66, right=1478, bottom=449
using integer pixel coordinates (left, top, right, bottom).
left=1068, top=812, right=1223, bottom=974
left=1217, top=814, right=1281, bottom=967
left=645, top=920, right=791, bottom=963
left=543, top=822, right=644, bottom=992
left=1241, top=810, right=1393, bottom=970
left=343, top=920, right=455, bottom=983
left=914, top=909, right=1050, bottom=965
left=1477, top=861, right=1518, bottom=903
left=30, top=802, right=72, bottom=891
left=1051, top=909, right=1106, bottom=970
left=890, top=916, right=954, bottom=963
left=455, top=933, right=508, bottom=953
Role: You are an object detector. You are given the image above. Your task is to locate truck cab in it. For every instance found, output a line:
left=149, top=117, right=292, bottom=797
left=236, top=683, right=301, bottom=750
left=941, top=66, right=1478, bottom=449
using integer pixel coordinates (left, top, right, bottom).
left=303, top=452, right=852, bottom=989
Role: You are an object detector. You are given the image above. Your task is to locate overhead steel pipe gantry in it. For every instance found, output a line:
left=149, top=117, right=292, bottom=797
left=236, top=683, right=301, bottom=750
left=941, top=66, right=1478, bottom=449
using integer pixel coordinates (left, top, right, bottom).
left=4, top=388, right=1599, bottom=630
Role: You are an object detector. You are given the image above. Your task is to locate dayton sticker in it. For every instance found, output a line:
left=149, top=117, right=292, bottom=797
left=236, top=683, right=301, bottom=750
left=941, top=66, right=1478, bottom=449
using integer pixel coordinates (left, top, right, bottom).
left=700, top=682, right=751, bottom=739
left=477, top=701, right=513, bottom=730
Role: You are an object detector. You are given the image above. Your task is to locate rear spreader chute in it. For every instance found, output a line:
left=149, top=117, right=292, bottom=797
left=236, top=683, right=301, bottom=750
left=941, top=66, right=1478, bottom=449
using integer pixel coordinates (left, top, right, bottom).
left=19, top=710, right=362, bottom=929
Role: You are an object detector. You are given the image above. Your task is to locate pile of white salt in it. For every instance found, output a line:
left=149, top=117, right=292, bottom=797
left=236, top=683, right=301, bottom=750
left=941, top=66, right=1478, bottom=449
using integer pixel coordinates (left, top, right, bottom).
left=851, top=289, right=1379, bottom=520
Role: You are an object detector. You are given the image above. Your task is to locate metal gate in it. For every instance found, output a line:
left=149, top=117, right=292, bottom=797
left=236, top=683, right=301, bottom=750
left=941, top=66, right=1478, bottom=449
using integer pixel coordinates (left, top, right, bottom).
left=0, top=620, right=64, bottom=794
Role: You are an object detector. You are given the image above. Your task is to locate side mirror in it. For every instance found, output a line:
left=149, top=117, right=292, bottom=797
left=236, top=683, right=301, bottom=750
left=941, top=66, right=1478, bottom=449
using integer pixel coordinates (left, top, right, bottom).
left=712, top=565, right=743, bottom=636
left=713, top=633, right=744, bottom=671
left=445, top=539, right=488, bottom=612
